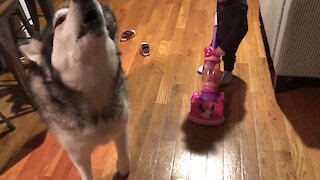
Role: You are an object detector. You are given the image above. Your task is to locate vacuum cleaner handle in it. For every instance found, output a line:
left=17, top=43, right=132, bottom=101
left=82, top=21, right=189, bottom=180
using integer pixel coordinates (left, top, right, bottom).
left=211, top=11, right=218, bottom=48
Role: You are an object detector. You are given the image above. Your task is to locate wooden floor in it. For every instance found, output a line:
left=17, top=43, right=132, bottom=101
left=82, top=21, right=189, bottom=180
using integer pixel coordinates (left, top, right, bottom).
left=1, top=0, right=320, bottom=179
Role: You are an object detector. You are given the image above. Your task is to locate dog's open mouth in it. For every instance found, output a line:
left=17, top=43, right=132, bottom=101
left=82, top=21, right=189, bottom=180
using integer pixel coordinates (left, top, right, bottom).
left=77, top=2, right=104, bottom=39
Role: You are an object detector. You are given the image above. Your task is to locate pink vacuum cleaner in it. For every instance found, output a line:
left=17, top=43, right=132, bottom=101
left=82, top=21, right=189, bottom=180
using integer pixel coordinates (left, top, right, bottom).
left=189, top=12, right=225, bottom=126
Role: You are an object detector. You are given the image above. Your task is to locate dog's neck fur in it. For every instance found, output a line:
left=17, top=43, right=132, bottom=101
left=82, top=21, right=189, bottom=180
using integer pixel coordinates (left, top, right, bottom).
left=53, top=36, right=119, bottom=112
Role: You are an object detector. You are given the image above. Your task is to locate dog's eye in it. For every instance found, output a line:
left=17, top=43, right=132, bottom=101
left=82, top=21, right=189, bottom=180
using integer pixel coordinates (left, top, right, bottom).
left=54, top=15, right=66, bottom=29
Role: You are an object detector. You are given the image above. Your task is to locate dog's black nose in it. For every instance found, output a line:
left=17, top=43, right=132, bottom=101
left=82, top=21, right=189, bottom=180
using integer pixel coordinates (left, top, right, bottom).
left=84, top=10, right=98, bottom=25
left=73, top=0, right=92, bottom=3
left=73, top=0, right=96, bottom=9
left=74, top=0, right=104, bottom=38
left=73, top=0, right=99, bottom=25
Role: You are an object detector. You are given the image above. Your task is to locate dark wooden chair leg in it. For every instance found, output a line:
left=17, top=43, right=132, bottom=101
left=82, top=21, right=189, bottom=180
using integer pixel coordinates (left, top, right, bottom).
left=0, top=112, right=15, bottom=131
left=24, top=0, right=40, bottom=31
left=38, top=0, right=54, bottom=24
left=17, top=2, right=36, bottom=37
left=0, top=18, right=36, bottom=109
left=24, top=0, right=54, bottom=31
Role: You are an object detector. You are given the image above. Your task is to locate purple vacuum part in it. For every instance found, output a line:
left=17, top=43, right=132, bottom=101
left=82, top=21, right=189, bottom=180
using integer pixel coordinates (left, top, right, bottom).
left=211, top=12, right=218, bottom=49
left=211, top=27, right=218, bottom=48
left=199, top=91, right=218, bottom=102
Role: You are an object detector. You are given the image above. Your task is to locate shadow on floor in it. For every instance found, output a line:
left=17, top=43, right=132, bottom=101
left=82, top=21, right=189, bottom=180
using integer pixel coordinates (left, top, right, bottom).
left=0, top=83, right=34, bottom=114
left=0, top=83, right=35, bottom=137
left=181, top=76, right=247, bottom=154
left=0, top=80, right=46, bottom=175
left=0, top=129, right=47, bottom=175
left=276, top=87, right=320, bottom=148
left=260, top=16, right=320, bottom=147
left=275, top=76, right=320, bottom=93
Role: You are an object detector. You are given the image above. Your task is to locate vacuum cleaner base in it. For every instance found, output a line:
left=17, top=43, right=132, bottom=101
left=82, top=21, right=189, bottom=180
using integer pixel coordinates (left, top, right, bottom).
left=189, top=113, right=224, bottom=126
left=188, top=91, right=225, bottom=126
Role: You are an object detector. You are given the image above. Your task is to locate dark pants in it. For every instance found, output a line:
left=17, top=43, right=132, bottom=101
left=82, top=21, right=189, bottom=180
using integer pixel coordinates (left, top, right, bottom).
left=216, top=38, right=242, bottom=72
left=222, top=52, right=237, bottom=71
left=215, top=1, right=248, bottom=72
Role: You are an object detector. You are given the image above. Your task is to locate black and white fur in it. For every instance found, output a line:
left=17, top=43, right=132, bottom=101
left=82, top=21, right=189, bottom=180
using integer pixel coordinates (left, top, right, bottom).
left=19, top=1, right=130, bottom=179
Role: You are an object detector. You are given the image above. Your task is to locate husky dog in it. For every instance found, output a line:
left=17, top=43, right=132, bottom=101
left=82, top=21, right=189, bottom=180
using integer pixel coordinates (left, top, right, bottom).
left=19, top=0, right=130, bottom=179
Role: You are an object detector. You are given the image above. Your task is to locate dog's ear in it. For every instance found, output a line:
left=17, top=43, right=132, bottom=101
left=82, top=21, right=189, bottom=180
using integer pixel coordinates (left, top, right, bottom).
left=19, top=39, right=43, bottom=64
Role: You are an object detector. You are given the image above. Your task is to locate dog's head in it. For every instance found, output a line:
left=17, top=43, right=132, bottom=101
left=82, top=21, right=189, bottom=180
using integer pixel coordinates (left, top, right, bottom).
left=52, top=0, right=107, bottom=45
left=20, top=0, right=117, bottom=71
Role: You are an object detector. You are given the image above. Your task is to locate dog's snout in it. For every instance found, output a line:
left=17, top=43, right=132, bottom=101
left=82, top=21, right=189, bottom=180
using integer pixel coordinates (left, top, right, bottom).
left=71, top=0, right=105, bottom=38
left=72, top=0, right=100, bottom=25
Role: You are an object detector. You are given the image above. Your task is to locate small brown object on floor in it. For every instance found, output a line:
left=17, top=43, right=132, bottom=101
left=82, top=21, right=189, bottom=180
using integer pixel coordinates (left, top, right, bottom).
left=120, top=29, right=136, bottom=42
left=140, top=42, right=150, bottom=56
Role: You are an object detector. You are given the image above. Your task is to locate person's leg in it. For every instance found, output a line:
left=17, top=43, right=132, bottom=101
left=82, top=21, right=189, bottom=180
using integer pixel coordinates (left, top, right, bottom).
left=220, top=36, right=244, bottom=85
left=222, top=52, right=236, bottom=72
left=221, top=52, right=236, bottom=85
